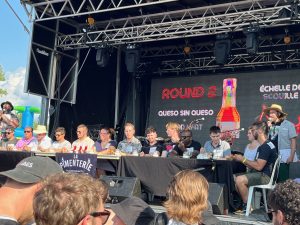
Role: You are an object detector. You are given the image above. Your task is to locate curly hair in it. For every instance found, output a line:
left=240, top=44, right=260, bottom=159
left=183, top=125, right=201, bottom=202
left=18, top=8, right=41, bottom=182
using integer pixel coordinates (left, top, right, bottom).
left=33, top=173, right=105, bottom=225
left=268, top=179, right=300, bottom=225
left=164, top=170, right=208, bottom=224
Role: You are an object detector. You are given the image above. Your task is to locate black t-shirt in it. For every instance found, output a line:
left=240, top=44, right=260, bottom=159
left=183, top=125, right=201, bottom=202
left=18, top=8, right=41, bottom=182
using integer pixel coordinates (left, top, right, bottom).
left=141, top=142, right=163, bottom=154
left=0, top=218, right=20, bottom=225
left=255, top=141, right=278, bottom=177
left=268, top=121, right=281, bottom=152
left=163, top=140, right=182, bottom=156
left=185, top=140, right=202, bottom=151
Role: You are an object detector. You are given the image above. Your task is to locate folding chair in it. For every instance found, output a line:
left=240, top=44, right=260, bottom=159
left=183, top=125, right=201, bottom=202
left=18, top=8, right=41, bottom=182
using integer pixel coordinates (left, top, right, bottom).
left=245, top=155, right=281, bottom=216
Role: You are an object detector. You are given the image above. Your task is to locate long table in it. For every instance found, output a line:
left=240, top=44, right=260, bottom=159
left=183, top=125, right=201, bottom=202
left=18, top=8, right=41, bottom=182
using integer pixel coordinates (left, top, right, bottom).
left=117, top=156, right=246, bottom=210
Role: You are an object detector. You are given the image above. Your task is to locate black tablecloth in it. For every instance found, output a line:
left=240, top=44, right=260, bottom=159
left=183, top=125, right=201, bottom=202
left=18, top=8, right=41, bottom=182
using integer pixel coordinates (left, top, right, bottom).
left=117, top=156, right=246, bottom=210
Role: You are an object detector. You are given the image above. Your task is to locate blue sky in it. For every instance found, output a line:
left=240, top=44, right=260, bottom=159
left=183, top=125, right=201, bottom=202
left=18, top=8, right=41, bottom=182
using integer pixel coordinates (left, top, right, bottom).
left=0, top=1, right=31, bottom=72
left=0, top=1, right=41, bottom=108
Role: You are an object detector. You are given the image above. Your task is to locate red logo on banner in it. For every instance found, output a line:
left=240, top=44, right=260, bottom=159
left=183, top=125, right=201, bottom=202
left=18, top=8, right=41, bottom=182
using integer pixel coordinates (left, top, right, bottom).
left=162, top=86, right=217, bottom=100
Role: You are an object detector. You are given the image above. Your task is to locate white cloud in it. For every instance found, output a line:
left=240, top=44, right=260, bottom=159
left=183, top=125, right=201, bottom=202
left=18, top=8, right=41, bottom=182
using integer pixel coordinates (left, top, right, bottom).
left=0, top=67, right=41, bottom=108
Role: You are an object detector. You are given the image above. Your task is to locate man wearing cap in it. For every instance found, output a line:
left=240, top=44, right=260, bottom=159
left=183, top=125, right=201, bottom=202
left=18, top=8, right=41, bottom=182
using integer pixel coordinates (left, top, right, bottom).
left=0, top=101, right=19, bottom=130
left=15, top=127, right=38, bottom=151
left=0, top=126, right=18, bottom=150
left=33, top=125, right=52, bottom=152
left=265, top=104, right=298, bottom=181
left=0, top=156, right=63, bottom=225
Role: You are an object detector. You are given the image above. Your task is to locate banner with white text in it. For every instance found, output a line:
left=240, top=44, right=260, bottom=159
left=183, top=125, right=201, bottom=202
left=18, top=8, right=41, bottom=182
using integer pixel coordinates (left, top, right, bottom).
left=148, top=70, right=300, bottom=152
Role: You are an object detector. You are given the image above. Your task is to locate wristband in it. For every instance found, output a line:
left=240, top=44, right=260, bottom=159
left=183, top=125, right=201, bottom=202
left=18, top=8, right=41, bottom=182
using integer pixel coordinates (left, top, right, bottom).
left=242, top=157, right=247, bottom=164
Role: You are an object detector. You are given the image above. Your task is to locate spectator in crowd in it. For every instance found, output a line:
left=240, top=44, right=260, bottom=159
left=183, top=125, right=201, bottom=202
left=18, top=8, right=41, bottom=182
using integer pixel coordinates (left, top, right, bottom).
left=164, top=170, right=209, bottom=225
left=0, top=126, right=18, bottom=150
left=178, top=129, right=201, bottom=158
left=97, top=179, right=126, bottom=225
left=34, top=173, right=109, bottom=225
left=33, top=125, right=52, bottom=152
left=233, top=121, right=278, bottom=214
left=71, top=124, right=95, bottom=153
left=163, top=122, right=181, bottom=157
left=15, top=127, right=38, bottom=151
left=265, top=104, right=298, bottom=181
left=202, top=126, right=231, bottom=159
left=0, top=156, right=63, bottom=225
left=117, top=123, right=141, bottom=154
left=140, top=126, right=163, bottom=157
left=268, top=179, right=300, bottom=225
left=51, top=127, right=71, bottom=153
left=95, top=127, right=117, bottom=153
left=0, top=101, right=19, bottom=130
left=243, top=126, right=260, bottom=161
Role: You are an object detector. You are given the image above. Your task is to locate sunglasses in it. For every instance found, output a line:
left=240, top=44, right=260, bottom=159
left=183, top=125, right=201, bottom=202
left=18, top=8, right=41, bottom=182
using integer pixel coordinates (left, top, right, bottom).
left=267, top=209, right=277, bottom=221
left=55, top=134, right=63, bottom=137
left=4, top=132, right=12, bottom=135
left=24, top=130, right=32, bottom=133
left=89, top=210, right=110, bottom=224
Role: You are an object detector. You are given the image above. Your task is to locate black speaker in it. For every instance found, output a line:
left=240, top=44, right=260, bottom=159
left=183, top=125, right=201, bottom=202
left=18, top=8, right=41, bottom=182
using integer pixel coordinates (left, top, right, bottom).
left=101, top=176, right=141, bottom=203
left=96, top=48, right=110, bottom=67
left=214, top=39, right=231, bottom=65
left=125, top=49, right=140, bottom=72
left=208, top=183, right=224, bottom=215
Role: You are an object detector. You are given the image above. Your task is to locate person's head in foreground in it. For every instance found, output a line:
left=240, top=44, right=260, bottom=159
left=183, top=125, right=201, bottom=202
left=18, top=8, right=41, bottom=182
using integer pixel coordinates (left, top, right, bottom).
left=0, top=156, right=63, bottom=225
left=164, top=170, right=209, bottom=225
left=34, top=173, right=109, bottom=225
left=268, top=179, right=300, bottom=225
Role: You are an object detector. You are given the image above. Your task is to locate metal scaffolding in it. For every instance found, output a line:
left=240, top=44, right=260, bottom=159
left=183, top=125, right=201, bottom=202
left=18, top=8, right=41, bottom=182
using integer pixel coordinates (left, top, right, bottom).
left=21, top=0, right=300, bottom=49
left=137, top=34, right=300, bottom=74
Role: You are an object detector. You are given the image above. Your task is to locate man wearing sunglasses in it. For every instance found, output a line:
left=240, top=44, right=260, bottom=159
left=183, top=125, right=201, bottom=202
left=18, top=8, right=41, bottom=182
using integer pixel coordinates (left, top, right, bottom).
left=0, top=126, right=18, bottom=150
left=15, top=127, right=38, bottom=151
left=34, top=173, right=109, bottom=225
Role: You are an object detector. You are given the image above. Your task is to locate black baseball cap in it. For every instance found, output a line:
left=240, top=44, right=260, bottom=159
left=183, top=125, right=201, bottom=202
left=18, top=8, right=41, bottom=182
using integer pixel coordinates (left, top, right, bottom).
left=0, top=156, right=63, bottom=184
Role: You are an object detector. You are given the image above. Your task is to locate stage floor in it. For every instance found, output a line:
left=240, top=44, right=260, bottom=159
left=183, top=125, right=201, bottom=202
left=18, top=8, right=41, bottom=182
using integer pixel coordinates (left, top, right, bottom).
left=150, top=205, right=272, bottom=225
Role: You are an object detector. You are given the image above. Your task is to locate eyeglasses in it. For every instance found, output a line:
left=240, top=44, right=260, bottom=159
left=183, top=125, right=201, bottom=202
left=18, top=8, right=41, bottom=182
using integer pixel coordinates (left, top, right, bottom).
left=55, top=134, right=63, bottom=137
left=267, top=209, right=277, bottom=220
left=24, top=130, right=32, bottom=133
left=89, top=210, right=110, bottom=224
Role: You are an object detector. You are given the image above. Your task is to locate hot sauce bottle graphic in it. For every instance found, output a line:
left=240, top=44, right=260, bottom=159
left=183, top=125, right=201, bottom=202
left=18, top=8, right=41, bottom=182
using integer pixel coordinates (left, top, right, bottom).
left=216, top=78, right=240, bottom=138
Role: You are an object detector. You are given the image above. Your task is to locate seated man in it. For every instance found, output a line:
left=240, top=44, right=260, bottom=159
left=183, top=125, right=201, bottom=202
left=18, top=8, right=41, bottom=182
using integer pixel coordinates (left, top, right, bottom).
left=0, top=126, right=18, bottom=150
left=33, top=125, right=52, bottom=152
left=51, top=127, right=71, bottom=153
left=233, top=121, right=278, bottom=214
left=0, top=156, right=63, bottom=225
left=0, top=101, right=19, bottom=130
left=163, top=122, right=181, bottom=157
left=15, top=127, right=38, bottom=151
left=71, top=124, right=95, bottom=153
left=178, top=129, right=201, bottom=158
left=34, top=173, right=109, bottom=225
left=140, top=126, right=163, bottom=157
left=117, top=123, right=141, bottom=154
left=202, top=125, right=231, bottom=159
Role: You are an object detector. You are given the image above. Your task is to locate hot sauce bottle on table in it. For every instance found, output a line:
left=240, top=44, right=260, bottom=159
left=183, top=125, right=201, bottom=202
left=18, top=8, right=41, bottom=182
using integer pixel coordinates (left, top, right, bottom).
left=216, top=78, right=240, bottom=139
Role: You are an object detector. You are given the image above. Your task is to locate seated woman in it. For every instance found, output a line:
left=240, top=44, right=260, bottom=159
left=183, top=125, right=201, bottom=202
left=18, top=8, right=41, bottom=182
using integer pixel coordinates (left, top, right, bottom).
left=95, top=127, right=117, bottom=154
left=164, top=170, right=209, bottom=225
left=117, top=123, right=142, bottom=154
left=244, top=126, right=259, bottom=161
left=163, top=122, right=181, bottom=157
left=140, top=126, right=163, bottom=157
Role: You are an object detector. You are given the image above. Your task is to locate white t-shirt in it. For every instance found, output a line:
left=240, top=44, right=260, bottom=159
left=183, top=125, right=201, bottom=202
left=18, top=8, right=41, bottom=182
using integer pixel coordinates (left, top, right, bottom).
left=52, top=140, right=72, bottom=152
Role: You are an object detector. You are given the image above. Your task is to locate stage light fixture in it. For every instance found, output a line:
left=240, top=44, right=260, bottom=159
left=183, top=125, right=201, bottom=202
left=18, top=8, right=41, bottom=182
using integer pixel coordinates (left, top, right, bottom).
left=243, top=25, right=260, bottom=55
left=183, top=46, right=191, bottom=55
left=284, top=28, right=291, bottom=45
left=87, top=15, right=95, bottom=26
left=125, top=44, right=140, bottom=73
left=96, top=44, right=110, bottom=67
left=214, top=33, right=231, bottom=65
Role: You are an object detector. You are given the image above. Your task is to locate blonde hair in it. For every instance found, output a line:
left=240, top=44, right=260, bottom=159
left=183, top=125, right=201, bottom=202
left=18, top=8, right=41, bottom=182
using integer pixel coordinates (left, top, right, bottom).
left=164, top=170, right=208, bottom=224
left=33, top=173, right=104, bottom=225
left=124, top=122, right=135, bottom=130
left=165, top=122, right=180, bottom=132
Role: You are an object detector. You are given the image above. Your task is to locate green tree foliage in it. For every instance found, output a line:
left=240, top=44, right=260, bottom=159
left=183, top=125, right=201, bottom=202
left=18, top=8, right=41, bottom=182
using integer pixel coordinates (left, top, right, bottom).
left=0, top=65, right=7, bottom=97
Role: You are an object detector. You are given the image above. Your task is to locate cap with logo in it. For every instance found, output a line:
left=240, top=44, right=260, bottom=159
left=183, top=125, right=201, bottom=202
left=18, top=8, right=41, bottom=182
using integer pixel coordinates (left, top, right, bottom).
left=0, top=156, right=63, bottom=184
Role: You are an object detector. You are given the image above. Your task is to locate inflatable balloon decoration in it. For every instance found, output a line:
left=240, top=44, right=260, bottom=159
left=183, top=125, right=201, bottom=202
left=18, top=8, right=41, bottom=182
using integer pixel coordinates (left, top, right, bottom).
left=14, top=106, right=41, bottom=138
